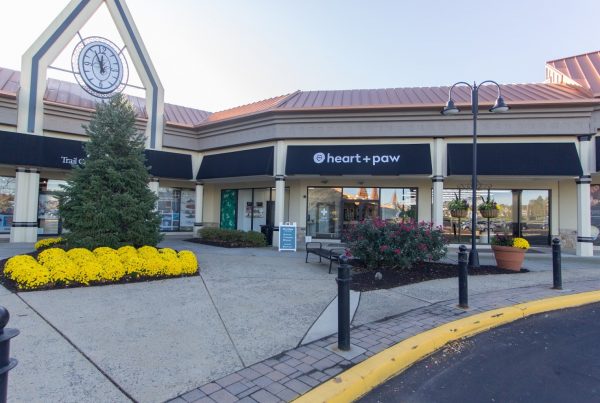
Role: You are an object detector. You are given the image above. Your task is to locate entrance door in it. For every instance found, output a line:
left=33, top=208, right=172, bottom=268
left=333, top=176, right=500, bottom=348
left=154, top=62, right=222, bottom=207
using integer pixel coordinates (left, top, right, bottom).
left=220, top=189, right=238, bottom=229
left=519, top=190, right=550, bottom=245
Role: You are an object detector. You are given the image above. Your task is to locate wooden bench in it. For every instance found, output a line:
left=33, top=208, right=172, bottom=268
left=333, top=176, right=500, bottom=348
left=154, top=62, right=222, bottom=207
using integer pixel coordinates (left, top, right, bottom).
left=305, top=242, right=347, bottom=273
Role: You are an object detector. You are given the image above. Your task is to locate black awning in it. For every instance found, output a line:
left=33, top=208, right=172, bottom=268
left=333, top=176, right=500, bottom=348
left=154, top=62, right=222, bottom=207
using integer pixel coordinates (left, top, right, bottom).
left=447, top=143, right=583, bottom=176
left=197, top=146, right=274, bottom=179
left=286, top=144, right=432, bottom=175
left=144, top=150, right=193, bottom=180
left=0, top=130, right=193, bottom=179
left=0, top=130, right=86, bottom=169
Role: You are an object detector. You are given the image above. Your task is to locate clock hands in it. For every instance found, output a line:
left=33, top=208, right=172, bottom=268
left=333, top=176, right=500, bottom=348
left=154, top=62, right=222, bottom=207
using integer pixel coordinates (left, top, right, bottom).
left=94, top=50, right=107, bottom=74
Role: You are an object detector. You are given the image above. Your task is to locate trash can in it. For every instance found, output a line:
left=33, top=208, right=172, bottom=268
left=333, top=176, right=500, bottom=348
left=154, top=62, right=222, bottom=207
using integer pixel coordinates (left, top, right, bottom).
left=260, top=225, right=274, bottom=246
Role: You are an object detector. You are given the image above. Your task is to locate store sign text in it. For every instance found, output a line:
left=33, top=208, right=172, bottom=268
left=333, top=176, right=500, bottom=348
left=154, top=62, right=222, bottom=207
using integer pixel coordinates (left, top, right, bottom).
left=313, top=152, right=400, bottom=166
left=61, top=156, right=85, bottom=166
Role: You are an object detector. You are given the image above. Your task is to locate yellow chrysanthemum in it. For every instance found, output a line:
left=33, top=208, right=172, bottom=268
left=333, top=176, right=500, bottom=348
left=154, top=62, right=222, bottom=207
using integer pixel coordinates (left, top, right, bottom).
left=513, top=237, right=530, bottom=250
left=178, top=250, right=199, bottom=275
left=34, top=237, right=63, bottom=250
left=4, top=255, right=50, bottom=289
left=38, top=248, right=78, bottom=284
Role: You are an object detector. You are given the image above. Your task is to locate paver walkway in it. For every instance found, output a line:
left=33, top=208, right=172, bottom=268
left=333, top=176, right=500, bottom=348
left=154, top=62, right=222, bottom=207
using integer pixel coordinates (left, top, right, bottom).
left=169, top=279, right=600, bottom=403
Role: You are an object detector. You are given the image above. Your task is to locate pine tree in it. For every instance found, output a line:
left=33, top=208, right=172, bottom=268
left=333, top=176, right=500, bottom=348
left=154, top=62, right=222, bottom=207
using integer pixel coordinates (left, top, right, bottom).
left=59, top=94, right=162, bottom=249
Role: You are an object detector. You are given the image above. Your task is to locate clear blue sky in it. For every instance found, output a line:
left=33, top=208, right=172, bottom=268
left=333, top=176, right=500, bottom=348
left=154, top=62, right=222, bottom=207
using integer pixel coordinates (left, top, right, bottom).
left=1, top=0, right=599, bottom=112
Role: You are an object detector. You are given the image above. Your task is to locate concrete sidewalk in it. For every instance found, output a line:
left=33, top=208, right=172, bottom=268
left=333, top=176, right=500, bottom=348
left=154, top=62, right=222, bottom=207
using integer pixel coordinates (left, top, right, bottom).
left=0, top=239, right=598, bottom=402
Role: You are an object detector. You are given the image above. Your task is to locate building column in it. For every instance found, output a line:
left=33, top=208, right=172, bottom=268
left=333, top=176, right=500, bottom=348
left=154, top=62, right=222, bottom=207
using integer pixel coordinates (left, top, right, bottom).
left=576, top=135, right=593, bottom=256
left=431, top=137, right=446, bottom=229
left=273, top=175, right=286, bottom=247
left=432, top=176, right=444, bottom=228
left=194, top=182, right=204, bottom=236
left=148, top=178, right=159, bottom=212
left=10, top=168, right=40, bottom=243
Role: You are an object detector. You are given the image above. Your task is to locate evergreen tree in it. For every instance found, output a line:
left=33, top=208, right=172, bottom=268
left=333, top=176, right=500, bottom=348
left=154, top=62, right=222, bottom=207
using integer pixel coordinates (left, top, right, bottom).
left=59, top=94, right=162, bottom=249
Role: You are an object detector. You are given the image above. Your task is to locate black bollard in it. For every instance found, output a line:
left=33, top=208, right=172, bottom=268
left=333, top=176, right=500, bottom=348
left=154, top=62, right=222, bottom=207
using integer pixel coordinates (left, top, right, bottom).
left=0, top=306, right=18, bottom=403
left=458, top=245, right=469, bottom=308
left=552, top=238, right=563, bottom=290
left=336, top=255, right=351, bottom=351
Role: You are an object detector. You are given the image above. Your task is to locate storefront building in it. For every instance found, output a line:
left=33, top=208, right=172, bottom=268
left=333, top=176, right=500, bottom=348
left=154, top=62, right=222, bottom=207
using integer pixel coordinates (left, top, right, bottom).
left=0, top=0, right=599, bottom=256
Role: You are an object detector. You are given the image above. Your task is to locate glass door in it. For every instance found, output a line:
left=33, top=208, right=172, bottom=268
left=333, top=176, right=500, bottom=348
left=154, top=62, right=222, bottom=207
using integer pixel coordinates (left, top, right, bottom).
left=519, top=190, right=550, bottom=245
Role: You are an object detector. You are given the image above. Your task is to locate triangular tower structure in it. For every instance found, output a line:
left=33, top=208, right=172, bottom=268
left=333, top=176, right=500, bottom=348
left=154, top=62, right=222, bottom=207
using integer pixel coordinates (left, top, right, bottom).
left=17, top=0, right=164, bottom=149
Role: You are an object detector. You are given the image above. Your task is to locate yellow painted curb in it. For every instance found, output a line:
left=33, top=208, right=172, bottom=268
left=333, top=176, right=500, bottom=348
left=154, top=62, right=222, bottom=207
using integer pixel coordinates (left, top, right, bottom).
left=293, top=290, right=600, bottom=403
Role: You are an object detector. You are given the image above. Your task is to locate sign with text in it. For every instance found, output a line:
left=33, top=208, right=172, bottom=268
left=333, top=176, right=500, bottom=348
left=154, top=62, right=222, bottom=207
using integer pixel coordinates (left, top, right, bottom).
left=278, top=222, right=297, bottom=252
left=0, top=130, right=193, bottom=179
left=285, top=144, right=431, bottom=175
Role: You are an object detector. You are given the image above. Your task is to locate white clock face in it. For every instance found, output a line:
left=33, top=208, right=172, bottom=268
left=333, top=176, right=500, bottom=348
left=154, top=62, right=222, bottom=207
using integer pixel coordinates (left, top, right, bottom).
left=72, top=37, right=129, bottom=98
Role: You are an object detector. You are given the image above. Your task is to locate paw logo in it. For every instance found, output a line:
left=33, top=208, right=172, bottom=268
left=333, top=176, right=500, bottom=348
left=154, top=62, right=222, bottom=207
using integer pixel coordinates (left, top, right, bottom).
left=313, top=152, right=326, bottom=164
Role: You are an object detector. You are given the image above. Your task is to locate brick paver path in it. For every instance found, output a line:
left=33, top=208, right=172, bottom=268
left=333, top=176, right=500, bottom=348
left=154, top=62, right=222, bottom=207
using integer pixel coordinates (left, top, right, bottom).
left=168, top=280, right=600, bottom=403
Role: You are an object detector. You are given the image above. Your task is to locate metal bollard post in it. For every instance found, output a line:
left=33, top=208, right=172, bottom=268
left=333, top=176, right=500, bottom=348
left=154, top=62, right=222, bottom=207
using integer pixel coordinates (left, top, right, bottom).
left=336, top=255, right=351, bottom=351
left=552, top=238, right=563, bottom=290
left=0, top=306, right=18, bottom=403
left=458, top=245, right=469, bottom=308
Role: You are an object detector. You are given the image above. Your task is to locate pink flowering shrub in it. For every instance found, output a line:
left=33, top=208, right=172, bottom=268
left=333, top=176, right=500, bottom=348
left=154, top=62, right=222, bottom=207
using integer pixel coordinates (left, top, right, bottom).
left=342, top=219, right=447, bottom=269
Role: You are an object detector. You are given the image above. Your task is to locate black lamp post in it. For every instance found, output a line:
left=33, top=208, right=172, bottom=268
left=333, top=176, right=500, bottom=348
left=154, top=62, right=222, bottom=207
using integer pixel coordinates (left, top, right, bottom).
left=441, top=81, right=509, bottom=268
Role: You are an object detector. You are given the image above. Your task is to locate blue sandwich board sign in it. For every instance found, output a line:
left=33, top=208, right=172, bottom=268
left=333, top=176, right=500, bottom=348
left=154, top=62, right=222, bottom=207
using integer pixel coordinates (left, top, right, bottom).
left=279, top=222, right=297, bottom=252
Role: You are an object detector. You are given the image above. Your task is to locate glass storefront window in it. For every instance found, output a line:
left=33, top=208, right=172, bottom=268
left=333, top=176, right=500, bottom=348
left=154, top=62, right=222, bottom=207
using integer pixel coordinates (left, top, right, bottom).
left=0, top=177, right=15, bottom=233
left=158, top=187, right=181, bottom=232
left=307, top=188, right=342, bottom=239
left=343, top=188, right=378, bottom=200
left=220, top=187, right=289, bottom=232
left=237, top=189, right=253, bottom=232
left=380, top=188, right=417, bottom=222
left=252, top=188, right=270, bottom=230
left=307, top=186, right=418, bottom=239
left=442, top=188, right=550, bottom=246
left=38, top=179, right=67, bottom=235
left=179, top=190, right=196, bottom=231
left=158, top=187, right=196, bottom=232
left=520, top=190, right=550, bottom=245
left=592, top=185, right=600, bottom=245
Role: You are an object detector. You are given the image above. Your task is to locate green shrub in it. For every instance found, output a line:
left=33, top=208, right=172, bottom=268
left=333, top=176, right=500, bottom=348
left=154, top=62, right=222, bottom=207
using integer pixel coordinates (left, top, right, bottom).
left=198, top=228, right=267, bottom=247
left=342, top=219, right=447, bottom=269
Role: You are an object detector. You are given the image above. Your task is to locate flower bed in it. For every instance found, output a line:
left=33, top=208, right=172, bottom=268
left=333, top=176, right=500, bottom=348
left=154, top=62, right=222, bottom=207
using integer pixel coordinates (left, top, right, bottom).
left=193, top=227, right=267, bottom=248
left=2, top=246, right=199, bottom=291
left=342, top=219, right=447, bottom=269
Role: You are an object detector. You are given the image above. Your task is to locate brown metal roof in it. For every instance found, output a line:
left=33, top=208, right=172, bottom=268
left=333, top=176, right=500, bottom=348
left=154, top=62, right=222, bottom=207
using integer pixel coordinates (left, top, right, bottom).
left=276, top=83, right=592, bottom=111
left=0, top=66, right=211, bottom=126
left=1, top=57, right=599, bottom=130
left=205, top=93, right=294, bottom=123
left=547, top=51, right=600, bottom=97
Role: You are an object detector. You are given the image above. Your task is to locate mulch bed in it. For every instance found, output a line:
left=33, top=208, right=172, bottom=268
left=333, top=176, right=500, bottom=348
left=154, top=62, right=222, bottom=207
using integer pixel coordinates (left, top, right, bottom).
left=350, top=262, right=526, bottom=292
left=0, top=252, right=199, bottom=293
left=184, top=238, right=265, bottom=248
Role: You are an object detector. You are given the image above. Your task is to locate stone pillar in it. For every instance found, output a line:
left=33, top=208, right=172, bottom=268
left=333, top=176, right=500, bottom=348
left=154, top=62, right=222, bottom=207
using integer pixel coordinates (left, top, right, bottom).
left=194, top=182, right=204, bottom=236
left=432, top=176, right=444, bottom=228
left=576, top=135, right=593, bottom=256
left=273, top=175, right=286, bottom=247
left=10, top=168, right=40, bottom=243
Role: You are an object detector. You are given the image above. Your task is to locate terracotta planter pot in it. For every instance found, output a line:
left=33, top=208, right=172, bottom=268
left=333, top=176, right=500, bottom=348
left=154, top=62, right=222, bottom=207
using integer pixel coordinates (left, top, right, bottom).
left=492, top=245, right=526, bottom=271
left=480, top=208, right=499, bottom=219
left=450, top=209, right=468, bottom=218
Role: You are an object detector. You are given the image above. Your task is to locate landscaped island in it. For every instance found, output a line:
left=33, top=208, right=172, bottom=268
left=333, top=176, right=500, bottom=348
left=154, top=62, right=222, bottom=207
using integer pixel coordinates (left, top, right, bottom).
left=1, top=238, right=198, bottom=291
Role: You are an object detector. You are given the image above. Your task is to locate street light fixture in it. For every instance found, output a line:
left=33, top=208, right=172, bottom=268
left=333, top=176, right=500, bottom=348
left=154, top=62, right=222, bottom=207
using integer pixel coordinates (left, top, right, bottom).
left=441, top=81, right=509, bottom=268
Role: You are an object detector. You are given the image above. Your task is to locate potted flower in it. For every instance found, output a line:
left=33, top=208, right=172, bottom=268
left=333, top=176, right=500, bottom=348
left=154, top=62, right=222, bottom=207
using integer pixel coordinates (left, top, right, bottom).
left=491, top=234, right=530, bottom=271
left=478, top=196, right=499, bottom=219
left=448, top=194, right=469, bottom=218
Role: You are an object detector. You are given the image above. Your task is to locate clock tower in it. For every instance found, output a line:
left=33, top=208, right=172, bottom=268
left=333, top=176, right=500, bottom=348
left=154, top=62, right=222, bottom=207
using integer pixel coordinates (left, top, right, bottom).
left=17, top=0, right=164, bottom=150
